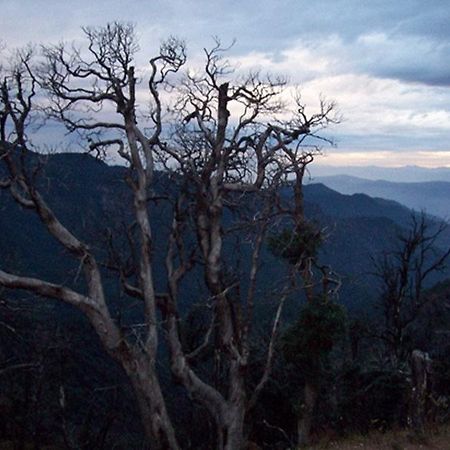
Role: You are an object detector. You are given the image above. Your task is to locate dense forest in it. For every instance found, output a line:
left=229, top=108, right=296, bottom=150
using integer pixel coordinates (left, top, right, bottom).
left=0, top=22, right=449, bottom=449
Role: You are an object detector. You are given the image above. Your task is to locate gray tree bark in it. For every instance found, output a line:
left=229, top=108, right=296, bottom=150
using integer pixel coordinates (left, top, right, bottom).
left=409, top=349, right=432, bottom=436
left=297, top=379, right=318, bottom=447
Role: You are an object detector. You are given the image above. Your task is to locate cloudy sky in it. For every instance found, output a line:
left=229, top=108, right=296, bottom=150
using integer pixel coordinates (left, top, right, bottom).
left=2, top=0, right=450, bottom=167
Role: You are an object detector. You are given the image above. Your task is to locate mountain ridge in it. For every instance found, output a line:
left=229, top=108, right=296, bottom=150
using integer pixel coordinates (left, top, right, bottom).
left=1, top=151, right=449, bottom=312
left=310, top=164, right=450, bottom=182
left=310, top=174, right=450, bottom=219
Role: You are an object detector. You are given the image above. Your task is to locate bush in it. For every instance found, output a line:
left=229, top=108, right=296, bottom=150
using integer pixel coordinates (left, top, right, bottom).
left=282, top=299, right=347, bottom=378
left=268, top=221, right=323, bottom=266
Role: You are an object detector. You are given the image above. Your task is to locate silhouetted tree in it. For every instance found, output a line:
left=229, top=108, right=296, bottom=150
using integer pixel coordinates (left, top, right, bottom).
left=373, top=213, right=450, bottom=368
left=0, top=24, right=338, bottom=449
left=268, top=150, right=344, bottom=446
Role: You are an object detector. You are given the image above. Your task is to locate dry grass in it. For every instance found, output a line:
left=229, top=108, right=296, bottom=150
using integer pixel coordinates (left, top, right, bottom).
left=0, top=443, right=60, bottom=450
left=305, top=425, right=450, bottom=450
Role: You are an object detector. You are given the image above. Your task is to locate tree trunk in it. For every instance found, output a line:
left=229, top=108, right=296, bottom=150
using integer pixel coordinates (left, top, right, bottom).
left=219, top=404, right=246, bottom=450
left=215, top=361, right=247, bottom=450
left=297, top=379, right=318, bottom=447
left=126, top=361, right=180, bottom=450
left=409, top=349, right=432, bottom=436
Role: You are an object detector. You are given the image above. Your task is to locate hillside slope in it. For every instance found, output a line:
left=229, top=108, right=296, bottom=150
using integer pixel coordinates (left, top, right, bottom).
left=311, top=175, right=450, bottom=219
left=1, top=151, right=448, bottom=312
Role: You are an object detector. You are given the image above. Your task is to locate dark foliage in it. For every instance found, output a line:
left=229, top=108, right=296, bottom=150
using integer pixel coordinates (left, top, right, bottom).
left=268, top=221, right=323, bottom=265
left=282, top=299, right=347, bottom=377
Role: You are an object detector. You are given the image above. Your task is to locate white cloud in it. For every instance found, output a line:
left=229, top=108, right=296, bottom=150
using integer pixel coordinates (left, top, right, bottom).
left=316, top=150, right=450, bottom=168
left=226, top=40, right=450, bottom=159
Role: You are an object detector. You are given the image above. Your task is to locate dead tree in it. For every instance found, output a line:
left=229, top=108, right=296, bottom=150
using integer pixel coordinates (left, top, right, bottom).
left=373, top=213, right=450, bottom=368
left=409, top=349, right=433, bottom=436
left=0, top=27, right=338, bottom=450
left=151, top=42, right=340, bottom=449
left=157, top=51, right=287, bottom=449
left=0, top=25, right=185, bottom=449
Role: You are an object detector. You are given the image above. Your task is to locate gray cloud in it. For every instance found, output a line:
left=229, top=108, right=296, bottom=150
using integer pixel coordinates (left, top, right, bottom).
left=2, top=0, right=450, bottom=164
left=3, top=0, right=450, bottom=88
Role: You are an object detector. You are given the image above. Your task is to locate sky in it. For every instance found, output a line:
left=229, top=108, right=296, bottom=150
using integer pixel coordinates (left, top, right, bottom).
left=2, top=0, right=450, bottom=167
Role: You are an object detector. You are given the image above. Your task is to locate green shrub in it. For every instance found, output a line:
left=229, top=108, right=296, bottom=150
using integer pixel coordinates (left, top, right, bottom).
left=268, top=221, right=323, bottom=266
left=282, top=299, right=347, bottom=378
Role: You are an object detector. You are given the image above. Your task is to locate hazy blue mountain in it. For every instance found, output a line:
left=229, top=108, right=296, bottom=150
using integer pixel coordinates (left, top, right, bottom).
left=302, top=183, right=413, bottom=224
left=1, top=151, right=449, bottom=313
left=310, top=175, right=450, bottom=220
left=310, top=165, right=450, bottom=183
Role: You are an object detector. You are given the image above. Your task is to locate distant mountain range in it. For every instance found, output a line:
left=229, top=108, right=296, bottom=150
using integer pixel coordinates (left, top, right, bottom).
left=310, top=165, right=450, bottom=183
left=2, top=152, right=450, bottom=313
left=310, top=175, right=450, bottom=220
